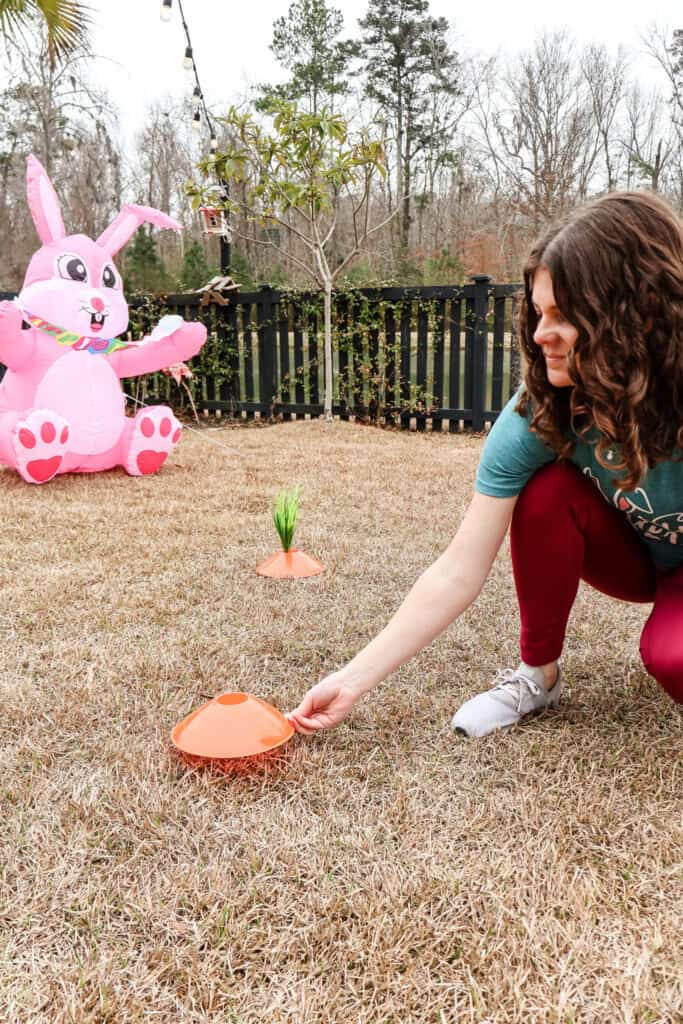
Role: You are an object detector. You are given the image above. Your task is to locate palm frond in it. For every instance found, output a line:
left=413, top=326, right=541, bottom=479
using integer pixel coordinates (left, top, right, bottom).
left=0, top=0, right=92, bottom=64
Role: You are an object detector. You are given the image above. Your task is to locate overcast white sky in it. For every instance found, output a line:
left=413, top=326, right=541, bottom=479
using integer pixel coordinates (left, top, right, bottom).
left=89, top=0, right=680, bottom=150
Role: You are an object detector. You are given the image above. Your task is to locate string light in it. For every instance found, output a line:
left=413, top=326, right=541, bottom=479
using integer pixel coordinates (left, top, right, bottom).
left=159, top=0, right=228, bottom=256
left=162, top=0, right=229, bottom=268
left=161, top=0, right=219, bottom=147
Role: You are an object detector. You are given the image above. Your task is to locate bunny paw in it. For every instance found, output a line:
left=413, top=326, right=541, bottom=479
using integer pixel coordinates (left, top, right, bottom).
left=14, top=409, right=70, bottom=484
left=125, top=406, right=181, bottom=477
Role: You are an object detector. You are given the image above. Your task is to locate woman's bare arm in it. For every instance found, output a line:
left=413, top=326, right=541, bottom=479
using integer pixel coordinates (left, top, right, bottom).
left=288, top=491, right=518, bottom=731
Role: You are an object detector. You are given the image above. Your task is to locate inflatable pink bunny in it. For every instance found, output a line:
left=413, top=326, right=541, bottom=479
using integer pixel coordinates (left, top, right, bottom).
left=0, top=154, right=207, bottom=484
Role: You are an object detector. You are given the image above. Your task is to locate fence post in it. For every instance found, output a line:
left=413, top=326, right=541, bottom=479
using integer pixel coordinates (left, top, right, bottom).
left=509, top=292, right=522, bottom=397
left=258, top=284, right=278, bottom=419
left=470, top=274, right=491, bottom=431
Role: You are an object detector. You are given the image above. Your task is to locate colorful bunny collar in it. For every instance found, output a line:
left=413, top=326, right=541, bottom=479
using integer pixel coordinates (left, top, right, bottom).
left=26, top=315, right=132, bottom=356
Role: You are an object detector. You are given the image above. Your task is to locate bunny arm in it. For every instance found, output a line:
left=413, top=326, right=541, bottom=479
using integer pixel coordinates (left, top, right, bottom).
left=109, top=321, right=207, bottom=378
left=0, top=301, right=36, bottom=370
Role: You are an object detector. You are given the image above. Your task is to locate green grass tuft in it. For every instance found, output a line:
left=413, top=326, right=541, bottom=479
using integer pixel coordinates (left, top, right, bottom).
left=273, top=486, right=301, bottom=552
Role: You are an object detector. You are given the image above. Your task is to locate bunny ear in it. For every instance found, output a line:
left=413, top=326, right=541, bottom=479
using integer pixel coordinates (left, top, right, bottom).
left=26, top=154, right=66, bottom=244
left=97, top=204, right=182, bottom=255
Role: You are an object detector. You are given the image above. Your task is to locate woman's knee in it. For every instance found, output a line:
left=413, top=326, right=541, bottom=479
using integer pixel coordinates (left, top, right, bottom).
left=639, top=641, right=683, bottom=704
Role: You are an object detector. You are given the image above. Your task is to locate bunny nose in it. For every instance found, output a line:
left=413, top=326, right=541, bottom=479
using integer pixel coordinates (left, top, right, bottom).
left=91, top=297, right=105, bottom=312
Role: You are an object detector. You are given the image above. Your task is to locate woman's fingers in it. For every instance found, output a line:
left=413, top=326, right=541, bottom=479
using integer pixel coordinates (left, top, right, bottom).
left=286, top=710, right=320, bottom=734
left=288, top=692, right=316, bottom=720
left=287, top=677, right=356, bottom=734
left=284, top=704, right=310, bottom=725
left=287, top=685, right=332, bottom=724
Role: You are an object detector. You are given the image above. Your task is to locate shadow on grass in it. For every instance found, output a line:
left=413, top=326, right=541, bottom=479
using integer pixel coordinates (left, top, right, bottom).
left=168, top=740, right=303, bottom=784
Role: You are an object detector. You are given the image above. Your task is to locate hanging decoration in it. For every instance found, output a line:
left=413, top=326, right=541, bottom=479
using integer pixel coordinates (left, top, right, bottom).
left=159, top=0, right=228, bottom=262
left=198, top=206, right=229, bottom=238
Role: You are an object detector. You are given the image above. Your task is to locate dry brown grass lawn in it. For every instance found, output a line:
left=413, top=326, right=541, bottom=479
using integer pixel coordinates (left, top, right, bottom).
left=0, top=419, right=681, bottom=1024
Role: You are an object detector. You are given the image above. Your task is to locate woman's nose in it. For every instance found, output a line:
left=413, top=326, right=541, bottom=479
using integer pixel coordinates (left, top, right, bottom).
left=534, top=321, right=556, bottom=345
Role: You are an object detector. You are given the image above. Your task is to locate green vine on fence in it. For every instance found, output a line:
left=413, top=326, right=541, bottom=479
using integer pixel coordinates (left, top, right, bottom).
left=120, top=281, right=521, bottom=425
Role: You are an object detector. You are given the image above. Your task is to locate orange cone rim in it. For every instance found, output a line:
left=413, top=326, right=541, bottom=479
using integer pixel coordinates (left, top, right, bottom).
left=256, top=547, right=325, bottom=579
left=171, top=692, right=294, bottom=760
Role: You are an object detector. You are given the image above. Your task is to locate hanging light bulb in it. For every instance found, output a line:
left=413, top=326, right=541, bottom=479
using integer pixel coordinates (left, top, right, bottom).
left=210, top=134, right=218, bottom=153
left=192, top=86, right=201, bottom=111
left=192, top=110, right=201, bottom=132
left=183, top=45, right=194, bottom=71
left=160, top=0, right=172, bottom=21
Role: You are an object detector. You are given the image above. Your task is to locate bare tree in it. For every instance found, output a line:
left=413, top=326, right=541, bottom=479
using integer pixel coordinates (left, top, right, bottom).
left=641, top=24, right=683, bottom=133
left=490, top=33, right=600, bottom=228
left=0, top=26, right=120, bottom=287
left=639, top=24, right=683, bottom=205
left=620, top=82, right=676, bottom=192
left=128, top=99, right=213, bottom=273
left=580, top=43, right=629, bottom=191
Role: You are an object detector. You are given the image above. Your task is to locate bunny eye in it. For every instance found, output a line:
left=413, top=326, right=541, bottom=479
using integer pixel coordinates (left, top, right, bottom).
left=56, top=254, right=89, bottom=283
left=102, top=264, right=118, bottom=289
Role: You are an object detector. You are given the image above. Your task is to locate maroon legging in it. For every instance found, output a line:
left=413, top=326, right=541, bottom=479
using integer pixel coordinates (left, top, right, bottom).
left=510, top=461, right=683, bottom=704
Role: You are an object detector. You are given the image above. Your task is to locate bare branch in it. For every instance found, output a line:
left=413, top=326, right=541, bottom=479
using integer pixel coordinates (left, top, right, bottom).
left=223, top=194, right=316, bottom=252
left=230, top=226, right=322, bottom=286
left=332, top=203, right=402, bottom=280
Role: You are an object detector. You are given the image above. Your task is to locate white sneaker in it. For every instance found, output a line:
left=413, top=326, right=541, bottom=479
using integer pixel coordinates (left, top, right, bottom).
left=451, top=662, right=563, bottom=738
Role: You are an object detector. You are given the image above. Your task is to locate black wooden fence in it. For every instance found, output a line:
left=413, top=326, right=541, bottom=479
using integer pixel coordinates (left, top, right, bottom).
left=1, top=275, right=523, bottom=431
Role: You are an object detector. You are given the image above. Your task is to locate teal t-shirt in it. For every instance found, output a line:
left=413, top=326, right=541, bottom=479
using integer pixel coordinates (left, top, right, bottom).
left=475, top=392, right=683, bottom=572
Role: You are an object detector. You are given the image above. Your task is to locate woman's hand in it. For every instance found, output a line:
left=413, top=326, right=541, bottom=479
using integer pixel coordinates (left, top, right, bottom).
left=286, top=673, right=360, bottom=734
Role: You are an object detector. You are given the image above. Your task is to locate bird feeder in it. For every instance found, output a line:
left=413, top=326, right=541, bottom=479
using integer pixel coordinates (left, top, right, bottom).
left=199, top=206, right=229, bottom=238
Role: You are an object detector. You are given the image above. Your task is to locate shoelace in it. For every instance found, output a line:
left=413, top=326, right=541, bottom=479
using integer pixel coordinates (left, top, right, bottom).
left=490, top=668, right=542, bottom=712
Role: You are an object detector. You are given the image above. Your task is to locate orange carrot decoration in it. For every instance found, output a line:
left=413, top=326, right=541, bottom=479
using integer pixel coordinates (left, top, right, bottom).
left=256, top=486, right=325, bottom=579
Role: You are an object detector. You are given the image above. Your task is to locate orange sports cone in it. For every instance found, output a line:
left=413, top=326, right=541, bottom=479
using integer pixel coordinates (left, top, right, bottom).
left=171, top=692, right=294, bottom=762
left=256, top=547, right=325, bottom=579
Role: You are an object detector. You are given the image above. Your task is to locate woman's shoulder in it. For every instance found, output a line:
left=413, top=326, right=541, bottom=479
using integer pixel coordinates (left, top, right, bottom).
left=489, top=389, right=553, bottom=449
left=475, top=390, right=555, bottom=497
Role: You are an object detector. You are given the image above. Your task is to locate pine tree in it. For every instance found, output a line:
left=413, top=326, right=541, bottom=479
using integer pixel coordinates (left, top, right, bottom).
left=180, top=240, right=214, bottom=291
left=124, top=230, right=169, bottom=294
left=257, top=0, right=354, bottom=114
left=357, top=0, right=461, bottom=264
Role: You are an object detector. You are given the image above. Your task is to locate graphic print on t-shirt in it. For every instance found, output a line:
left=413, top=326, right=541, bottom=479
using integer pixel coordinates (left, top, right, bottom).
left=582, top=467, right=683, bottom=547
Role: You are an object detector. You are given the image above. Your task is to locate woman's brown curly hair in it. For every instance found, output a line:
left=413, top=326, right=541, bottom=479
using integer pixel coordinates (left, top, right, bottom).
left=515, top=190, right=683, bottom=490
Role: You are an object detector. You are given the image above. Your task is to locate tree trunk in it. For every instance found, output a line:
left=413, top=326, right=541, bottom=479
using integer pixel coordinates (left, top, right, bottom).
left=652, top=139, right=662, bottom=192
left=323, top=278, right=333, bottom=420
left=395, top=80, right=405, bottom=267
left=402, top=147, right=412, bottom=256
